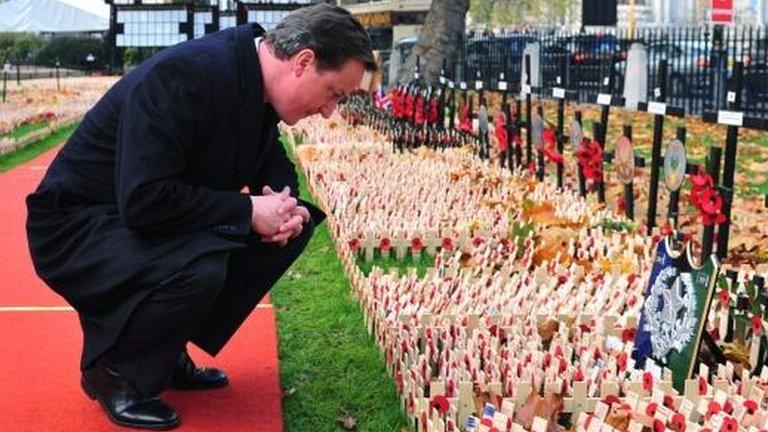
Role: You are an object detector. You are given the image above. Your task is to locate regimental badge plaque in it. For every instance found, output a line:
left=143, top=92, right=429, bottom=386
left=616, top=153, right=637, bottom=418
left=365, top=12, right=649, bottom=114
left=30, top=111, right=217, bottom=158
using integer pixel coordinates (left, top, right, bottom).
left=570, top=120, right=583, bottom=150
left=614, top=135, right=634, bottom=184
left=664, top=139, right=687, bottom=192
left=634, top=239, right=720, bottom=392
left=532, top=114, right=544, bottom=151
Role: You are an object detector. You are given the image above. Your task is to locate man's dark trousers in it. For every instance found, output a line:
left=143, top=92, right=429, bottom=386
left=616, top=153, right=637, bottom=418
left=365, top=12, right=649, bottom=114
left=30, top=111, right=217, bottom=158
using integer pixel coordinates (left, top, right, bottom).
left=102, top=220, right=315, bottom=395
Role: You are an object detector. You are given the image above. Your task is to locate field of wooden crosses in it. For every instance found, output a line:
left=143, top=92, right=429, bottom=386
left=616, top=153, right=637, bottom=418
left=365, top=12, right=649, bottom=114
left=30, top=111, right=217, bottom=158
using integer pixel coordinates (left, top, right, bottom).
left=285, top=113, right=768, bottom=432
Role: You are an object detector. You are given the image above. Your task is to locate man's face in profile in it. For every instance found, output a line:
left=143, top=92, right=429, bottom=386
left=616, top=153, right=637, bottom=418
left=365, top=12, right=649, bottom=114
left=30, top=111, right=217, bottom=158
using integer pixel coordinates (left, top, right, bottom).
left=272, top=51, right=366, bottom=125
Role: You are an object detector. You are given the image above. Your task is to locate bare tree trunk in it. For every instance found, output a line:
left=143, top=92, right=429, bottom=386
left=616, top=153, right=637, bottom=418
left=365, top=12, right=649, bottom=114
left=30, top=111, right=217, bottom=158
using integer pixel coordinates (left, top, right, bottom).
left=396, top=0, right=470, bottom=86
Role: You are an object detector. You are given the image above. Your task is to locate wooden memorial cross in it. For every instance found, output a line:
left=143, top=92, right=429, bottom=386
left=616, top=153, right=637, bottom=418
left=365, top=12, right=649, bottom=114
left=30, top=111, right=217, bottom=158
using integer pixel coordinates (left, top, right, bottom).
left=522, top=54, right=541, bottom=166
left=700, top=61, right=768, bottom=260
left=638, top=59, right=684, bottom=229
left=593, top=57, right=624, bottom=203
left=438, top=58, right=449, bottom=132
left=664, top=127, right=700, bottom=227
left=534, top=105, right=545, bottom=181
left=572, top=110, right=587, bottom=196
left=548, top=55, right=577, bottom=189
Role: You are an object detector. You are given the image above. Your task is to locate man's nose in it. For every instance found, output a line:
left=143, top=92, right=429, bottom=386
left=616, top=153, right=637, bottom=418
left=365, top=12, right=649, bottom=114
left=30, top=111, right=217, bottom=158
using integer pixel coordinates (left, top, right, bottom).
left=320, top=101, right=337, bottom=118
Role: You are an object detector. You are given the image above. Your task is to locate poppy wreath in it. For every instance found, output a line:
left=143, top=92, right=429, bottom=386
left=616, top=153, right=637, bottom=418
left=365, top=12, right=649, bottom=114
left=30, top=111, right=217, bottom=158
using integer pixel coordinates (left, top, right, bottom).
left=541, top=127, right=564, bottom=164
left=575, top=139, right=604, bottom=187
left=689, top=172, right=727, bottom=226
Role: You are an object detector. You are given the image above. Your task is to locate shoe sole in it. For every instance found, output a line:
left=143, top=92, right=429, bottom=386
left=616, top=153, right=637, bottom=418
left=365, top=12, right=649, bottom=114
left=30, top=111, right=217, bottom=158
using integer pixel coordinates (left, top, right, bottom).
left=81, top=376, right=182, bottom=430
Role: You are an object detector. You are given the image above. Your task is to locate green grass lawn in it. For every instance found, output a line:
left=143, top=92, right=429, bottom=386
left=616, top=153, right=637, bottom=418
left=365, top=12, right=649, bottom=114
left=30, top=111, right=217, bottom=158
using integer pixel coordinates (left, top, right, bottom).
left=0, top=119, right=51, bottom=140
left=272, top=137, right=409, bottom=431
left=0, top=122, right=77, bottom=173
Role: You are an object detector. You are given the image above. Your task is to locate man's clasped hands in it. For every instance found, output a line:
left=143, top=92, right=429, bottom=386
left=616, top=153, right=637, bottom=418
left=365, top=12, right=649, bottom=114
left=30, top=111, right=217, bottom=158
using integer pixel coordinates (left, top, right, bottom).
left=250, top=186, right=310, bottom=246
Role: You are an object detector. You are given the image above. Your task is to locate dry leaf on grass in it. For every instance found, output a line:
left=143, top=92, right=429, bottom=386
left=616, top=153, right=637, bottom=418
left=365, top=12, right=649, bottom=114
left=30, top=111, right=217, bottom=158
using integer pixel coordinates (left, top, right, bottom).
left=338, top=413, right=357, bottom=430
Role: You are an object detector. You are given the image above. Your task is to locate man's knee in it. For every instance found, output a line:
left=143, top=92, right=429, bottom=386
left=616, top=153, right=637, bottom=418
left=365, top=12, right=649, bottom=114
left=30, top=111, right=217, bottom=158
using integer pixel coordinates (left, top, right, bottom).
left=156, top=252, right=227, bottom=306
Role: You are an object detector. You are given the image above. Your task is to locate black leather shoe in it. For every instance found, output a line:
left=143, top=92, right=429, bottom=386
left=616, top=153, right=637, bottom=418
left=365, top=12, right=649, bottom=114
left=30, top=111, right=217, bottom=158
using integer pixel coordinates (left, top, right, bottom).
left=82, top=359, right=180, bottom=430
left=169, top=350, right=228, bottom=390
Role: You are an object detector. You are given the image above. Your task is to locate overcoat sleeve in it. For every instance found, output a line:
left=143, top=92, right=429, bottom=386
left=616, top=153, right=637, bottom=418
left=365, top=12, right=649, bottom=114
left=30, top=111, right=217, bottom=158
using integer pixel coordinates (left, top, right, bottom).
left=115, top=58, right=252, bottom=235
left=248, top=127, right=326, bottom=224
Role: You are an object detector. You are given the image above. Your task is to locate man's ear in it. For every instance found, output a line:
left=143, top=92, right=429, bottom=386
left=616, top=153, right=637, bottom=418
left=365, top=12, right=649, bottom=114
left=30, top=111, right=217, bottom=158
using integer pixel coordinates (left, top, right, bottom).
left=292, top=48, right=315, bottom=77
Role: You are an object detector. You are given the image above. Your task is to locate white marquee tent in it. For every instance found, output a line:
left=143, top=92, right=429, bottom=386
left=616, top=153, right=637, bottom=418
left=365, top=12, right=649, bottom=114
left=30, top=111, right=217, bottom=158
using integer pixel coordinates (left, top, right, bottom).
left=0, top=0, right=108, bottom=33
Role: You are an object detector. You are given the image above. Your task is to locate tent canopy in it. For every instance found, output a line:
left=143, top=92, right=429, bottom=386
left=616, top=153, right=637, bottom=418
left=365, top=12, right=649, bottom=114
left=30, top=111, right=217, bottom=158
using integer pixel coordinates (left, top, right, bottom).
left=0, top=0, right=109, bottom=33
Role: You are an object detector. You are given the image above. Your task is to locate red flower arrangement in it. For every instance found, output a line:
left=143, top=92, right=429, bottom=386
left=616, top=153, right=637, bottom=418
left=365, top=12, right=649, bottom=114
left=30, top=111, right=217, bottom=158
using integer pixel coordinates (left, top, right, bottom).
left=459, top=104, right=472, bottom=133
left=689, top=172, right=727, bottom=226
left=574, top=139, right=604, bottom=186
left=428, top=98, right=439, bottom=125
left=495, top=113, right=508, bottom=152
left=414, top=96, right=425, bottom=125
left=542, top=128, right=564, bottom=164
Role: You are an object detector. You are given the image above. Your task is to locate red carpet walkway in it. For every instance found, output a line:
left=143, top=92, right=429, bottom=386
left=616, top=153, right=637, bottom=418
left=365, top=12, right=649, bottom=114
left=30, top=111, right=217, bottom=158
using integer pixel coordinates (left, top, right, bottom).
left=0, top=148, right=284, bottom=431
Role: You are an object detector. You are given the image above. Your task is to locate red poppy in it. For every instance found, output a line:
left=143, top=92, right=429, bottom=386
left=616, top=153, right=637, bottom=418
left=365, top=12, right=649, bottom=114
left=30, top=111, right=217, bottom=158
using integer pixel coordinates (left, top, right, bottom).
left=441, top=237, right=453, bottom=251
left=690, top=172, right=715, bottom=191
left=379, top=237, right=392, bottom=252
left=671, top=413, right=686, bottom=432
left=744, top=399, right=758, bottom=414
left=602, top=394, right=621, bottom=407
left=664, top=395, right=675, bottom=410
left=643, top=371, right=654, bottom=391
left=411, top=237, right=424, bottom=253
left=698, top=376, right=708, bottom=396
left=621, top=327, right=636, bottom=343
left=574, top=368, right=585, bottom=381
left=653, top=419, right=666, bottom=432
left=720, top=417, right=738, bottom=432
left=617, top=352, right=628, bottom=371
left=707, top=401, right=722, bottom=418
left=752, top=314, right=764, bottom=334
left=661, top=223, right=674, bottom=237
left=718, top=289, right=731, bottom=309
left=723, top=400, right=733, bottom=414
left=472, top=237, right=485, bottom=247
left=646, top=402, right=658, bottom=417
left=489, top=427, right=501, bottom=432
left=429, top=394, right=450, bottom=415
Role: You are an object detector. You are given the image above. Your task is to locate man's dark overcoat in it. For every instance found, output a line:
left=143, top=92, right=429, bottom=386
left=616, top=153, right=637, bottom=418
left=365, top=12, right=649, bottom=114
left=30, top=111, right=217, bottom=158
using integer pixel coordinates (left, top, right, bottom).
left=26, top=24, right=322, bottom=369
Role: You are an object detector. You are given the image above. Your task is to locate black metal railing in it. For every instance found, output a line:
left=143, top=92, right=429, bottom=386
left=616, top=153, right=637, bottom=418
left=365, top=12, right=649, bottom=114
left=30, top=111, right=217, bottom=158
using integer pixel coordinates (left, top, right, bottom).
left=441, top=26, right=768, bottom=118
